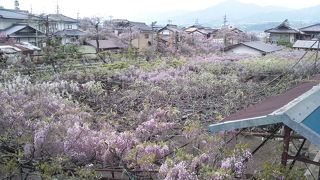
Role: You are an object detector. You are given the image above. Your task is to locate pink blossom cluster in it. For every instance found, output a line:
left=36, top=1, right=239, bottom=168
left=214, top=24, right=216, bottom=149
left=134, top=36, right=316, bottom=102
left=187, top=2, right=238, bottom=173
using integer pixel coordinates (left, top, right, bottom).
left=134, top=142, right=170, bottom=171
left=136, top=109, right=176, bottom=140
left=220, top=149, right=252, bottom=177
left=160, top=161, right=194, bottom=180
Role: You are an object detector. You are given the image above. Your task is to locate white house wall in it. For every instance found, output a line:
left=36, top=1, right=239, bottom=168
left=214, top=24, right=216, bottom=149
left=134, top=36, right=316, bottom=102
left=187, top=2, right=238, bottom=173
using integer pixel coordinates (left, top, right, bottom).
left=225, top=45, right=262, bottom=56
left=270, top=33, right=296, bottom=44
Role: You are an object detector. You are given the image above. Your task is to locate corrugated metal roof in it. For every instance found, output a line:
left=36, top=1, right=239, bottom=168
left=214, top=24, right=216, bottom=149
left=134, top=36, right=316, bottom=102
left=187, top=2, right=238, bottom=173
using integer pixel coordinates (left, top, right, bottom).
left=0, top=42, right=40, bottom=53
left=293, top=40, right=319, bottom=50
left=209, top=75, right=320, bottom=148
left=223, top=75, right=320, bottom=121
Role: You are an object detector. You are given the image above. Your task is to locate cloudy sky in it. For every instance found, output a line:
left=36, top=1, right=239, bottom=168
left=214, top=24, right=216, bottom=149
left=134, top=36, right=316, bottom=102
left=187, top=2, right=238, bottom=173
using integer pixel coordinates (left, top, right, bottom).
left=1, top=0, right=320, bottom=20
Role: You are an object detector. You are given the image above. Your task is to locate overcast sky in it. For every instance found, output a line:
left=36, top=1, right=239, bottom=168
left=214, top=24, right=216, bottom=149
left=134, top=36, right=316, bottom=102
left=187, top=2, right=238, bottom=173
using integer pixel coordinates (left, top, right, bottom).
left=1, top=0, right=320, bottom=20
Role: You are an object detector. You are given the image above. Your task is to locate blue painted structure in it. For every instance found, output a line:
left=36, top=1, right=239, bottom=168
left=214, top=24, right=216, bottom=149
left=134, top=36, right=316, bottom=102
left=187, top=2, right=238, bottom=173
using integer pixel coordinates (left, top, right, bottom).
left=303, top=107, right=320, bottom=135
left=209, top=85, right=320, bottom=148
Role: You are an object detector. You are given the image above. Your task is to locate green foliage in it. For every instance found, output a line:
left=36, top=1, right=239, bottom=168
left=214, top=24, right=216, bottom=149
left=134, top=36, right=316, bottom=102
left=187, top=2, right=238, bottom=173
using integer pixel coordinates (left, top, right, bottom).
left=126, top=47, right=136, bottom=60
left=174, top=149, right=194, bottom=162
left=138, top=59, right=162, bottom=71
left=38, top=161, right=62, bottom=179
left=277, top=38, right=293, bottom=48
left=167, top=58, right=187, bottom=68
left=101, top=61, right=129, bottom=70
left=256, top=162, right=306, bottom=180
left=240, top=57, right=293, bottom=74
left=74, top=167, right=101, bottom=179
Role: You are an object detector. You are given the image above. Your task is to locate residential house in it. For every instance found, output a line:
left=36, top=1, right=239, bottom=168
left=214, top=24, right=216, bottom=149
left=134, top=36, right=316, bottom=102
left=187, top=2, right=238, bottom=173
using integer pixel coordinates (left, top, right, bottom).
left=157, top=24, right=183, bottom=50
left=265, top=19, right=302, bottom=44
left=185, top=25, right=218, bottom=39
left=212, top=26, right=245, bottom=46
left=0, top=8, right=44, bottom=46
left=1, top=24, right=45, bottom=47
left=85, top=39, right=127, bottom=52
left=293, top=39, right=319, bottom=50
left=0, top=8, right=40, bottom=30
left=46, top=14, right=79, bottom=33
left=54, top=29, right=86, bottom=45
left=129, top=21, right=154, bottom=52
left=105, top=19, right=154, bottom=52
left=0, top=8, right=80, bottom=46
left=224, top=41, right=283, bottom=56
left=300, top=23, right=320, bottom=39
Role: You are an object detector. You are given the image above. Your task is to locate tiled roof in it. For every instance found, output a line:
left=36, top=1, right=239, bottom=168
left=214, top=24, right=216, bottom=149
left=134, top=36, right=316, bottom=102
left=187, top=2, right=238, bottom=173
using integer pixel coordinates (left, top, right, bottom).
left=47, top=14, right=77, bottom=23
left=300, top=23, right=320, bottom=33
left=55, top=29, right=86, bottom=36
left=265, top=19, right=300, bottom=34
left=2, top=24, right=28, bottom=35
left=158, top=24, right=183, bottom=33
left=2, top=24, right=45, bottom=36
left=0, top=8, right=29, bottom=19
left=109, top=20, right=152, bottom=31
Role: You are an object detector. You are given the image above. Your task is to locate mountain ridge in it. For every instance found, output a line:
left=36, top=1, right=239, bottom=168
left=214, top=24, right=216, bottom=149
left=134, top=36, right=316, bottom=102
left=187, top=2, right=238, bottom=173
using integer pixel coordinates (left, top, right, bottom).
left=137, top=0, right=320, bottom=31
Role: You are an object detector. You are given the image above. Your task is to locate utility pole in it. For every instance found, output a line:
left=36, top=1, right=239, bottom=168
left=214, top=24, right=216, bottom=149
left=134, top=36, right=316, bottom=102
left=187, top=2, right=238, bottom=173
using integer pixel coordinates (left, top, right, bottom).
left=223, top=14, right=228, bottom=48
left=223, top=14, right=228, bottom=28
left=195, top=18, right=199, bottom=26
left=56, top=0, right=60, bottom=14
left=14, top=0, right=19, bottom=10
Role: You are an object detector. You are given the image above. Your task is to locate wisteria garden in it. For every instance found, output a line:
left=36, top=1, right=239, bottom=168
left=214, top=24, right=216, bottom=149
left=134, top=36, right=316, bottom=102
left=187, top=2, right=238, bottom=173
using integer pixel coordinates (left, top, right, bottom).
left=0, top=41, right=316, bottom=180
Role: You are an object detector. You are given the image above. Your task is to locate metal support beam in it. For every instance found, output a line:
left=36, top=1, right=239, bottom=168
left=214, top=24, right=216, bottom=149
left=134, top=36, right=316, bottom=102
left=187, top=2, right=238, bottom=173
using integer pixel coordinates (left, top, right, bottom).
left=281, top=126, right=292, bottom=166
left=240, top=131, right=305, bottom=139
left=290, top=139, right=306, bottom=170
left=252, top=124, right=282, bottom=156
left=288, top=155, right=320, bottom=167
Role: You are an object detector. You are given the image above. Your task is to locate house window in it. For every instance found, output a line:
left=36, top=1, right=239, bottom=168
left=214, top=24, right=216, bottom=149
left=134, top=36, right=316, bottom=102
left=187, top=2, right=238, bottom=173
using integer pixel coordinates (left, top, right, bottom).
left=67, top=25, right=73, bottom=29
left=145, top=34, right=149, bottom=39
left=162, top=30, right=170, bottom=35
